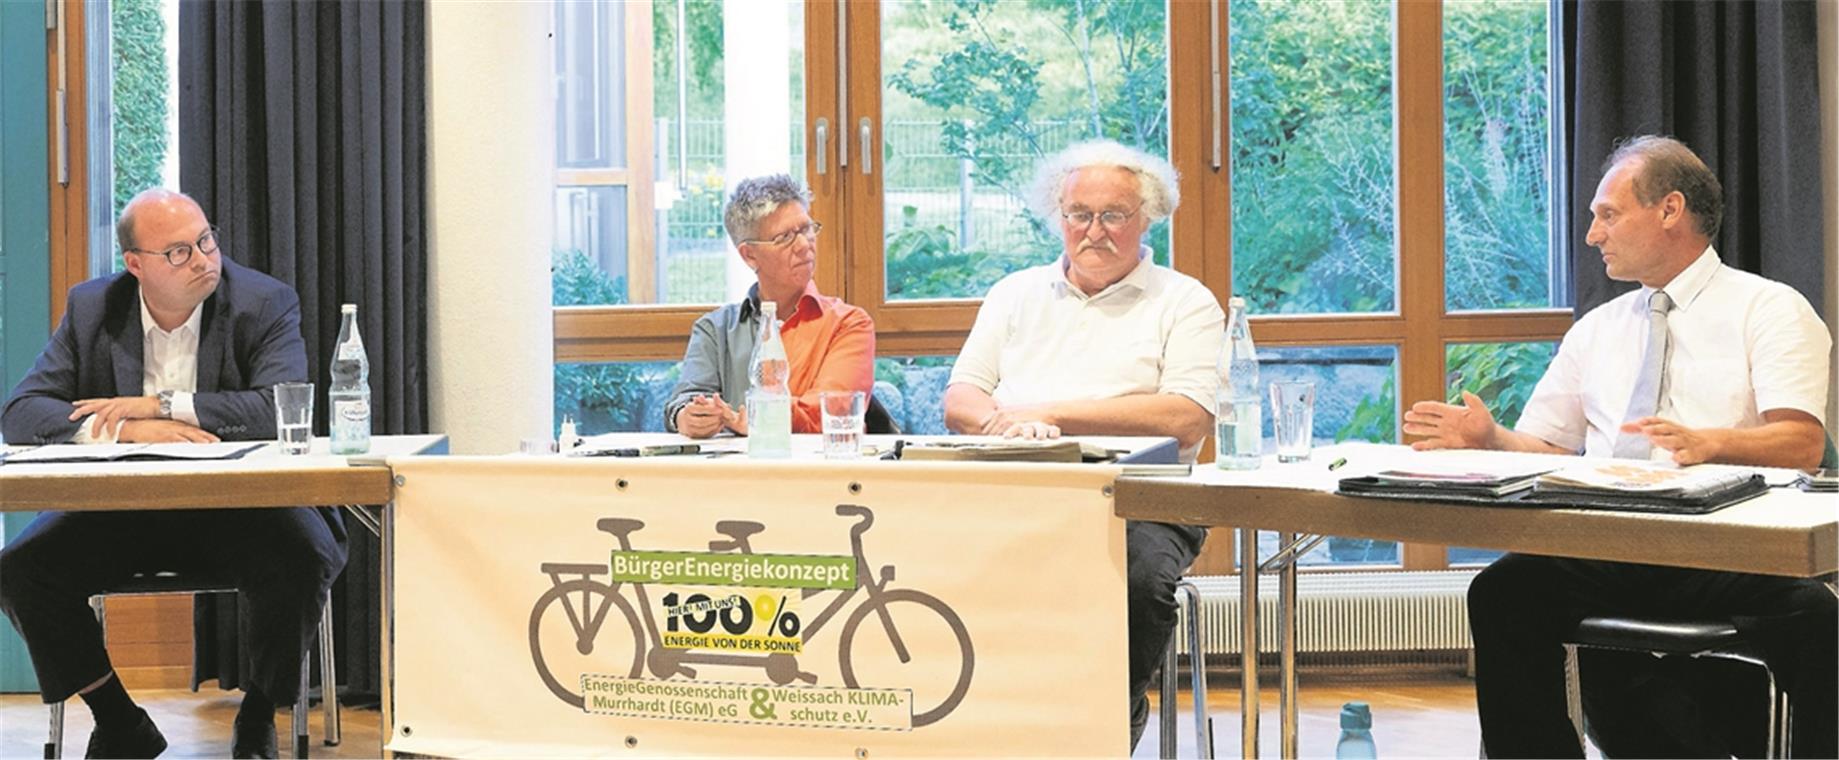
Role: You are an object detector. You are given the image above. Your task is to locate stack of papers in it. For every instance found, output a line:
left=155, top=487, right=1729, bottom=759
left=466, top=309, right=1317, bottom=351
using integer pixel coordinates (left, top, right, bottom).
left=1795, top=469, right=1838, bottom=493
left=1338, top=464, right=1553, bottom=502
left=1527, top=462, right=1767, bottom=513
left=0, top=442, right=266, bottom=465
left=899, top=440, right=1120, bottom=463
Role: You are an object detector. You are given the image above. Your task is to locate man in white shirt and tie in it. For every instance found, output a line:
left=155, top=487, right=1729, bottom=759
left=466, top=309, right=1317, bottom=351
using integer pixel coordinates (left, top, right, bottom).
left=1404, top=136, right=1833, bottom=758
left=1, top=188, right=342, bottom=759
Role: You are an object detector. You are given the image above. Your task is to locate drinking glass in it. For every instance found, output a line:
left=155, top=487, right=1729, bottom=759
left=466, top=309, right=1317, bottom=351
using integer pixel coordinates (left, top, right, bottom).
left=274, top=382, right=314, bottom=455
left=1269, top=380, right=1316, bottom=463
left=819, top=391, right=867, bottom=459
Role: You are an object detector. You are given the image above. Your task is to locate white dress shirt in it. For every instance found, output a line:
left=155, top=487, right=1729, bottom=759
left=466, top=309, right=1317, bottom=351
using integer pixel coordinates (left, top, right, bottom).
left=949, top=248, right=1226, bottom=461
left=71, top=295, right=203, bottom=443
left=1516, top=246, right=1831, bottom=458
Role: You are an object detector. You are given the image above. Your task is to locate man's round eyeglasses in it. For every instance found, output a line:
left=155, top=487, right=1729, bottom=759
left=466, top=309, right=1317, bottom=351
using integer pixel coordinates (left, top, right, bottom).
left=1061, top=207, right=1141, bottom=231
left=743, top=221, right=822, bottom=248
left=125, top=228, right=219, bottom=267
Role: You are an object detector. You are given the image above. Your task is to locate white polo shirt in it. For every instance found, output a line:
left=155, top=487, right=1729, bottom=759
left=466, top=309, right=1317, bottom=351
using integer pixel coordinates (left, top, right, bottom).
left=949, top=249, right=1226, bottom=459
left=1516, top=246, right=1831, bottom=457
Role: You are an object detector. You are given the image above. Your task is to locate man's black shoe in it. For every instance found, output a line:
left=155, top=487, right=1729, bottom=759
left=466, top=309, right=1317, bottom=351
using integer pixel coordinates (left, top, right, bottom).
left=85, top=707, right=167, bottom=759
left=230, top=712, right=278, bottom=759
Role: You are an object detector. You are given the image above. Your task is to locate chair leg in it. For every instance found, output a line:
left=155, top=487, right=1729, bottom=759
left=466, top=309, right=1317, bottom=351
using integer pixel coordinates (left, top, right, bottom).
left=1159, top=628, right=1178, bottom=759
left=1562, top=644, right=1585, bottom=752
left=1179, top=581, right=1213, bottom=759
left=294, top=653, right=309, bottom=759
left=46, top=700, right=64, bottom=759
left=1769, top=681, right=1792, bottom=760
left=318, top=604, right=340, bottom=746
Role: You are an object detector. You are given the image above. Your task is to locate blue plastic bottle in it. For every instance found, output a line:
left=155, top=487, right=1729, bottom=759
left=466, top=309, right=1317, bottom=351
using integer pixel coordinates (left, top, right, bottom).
left=1335, top=701, right=1377, bottom=759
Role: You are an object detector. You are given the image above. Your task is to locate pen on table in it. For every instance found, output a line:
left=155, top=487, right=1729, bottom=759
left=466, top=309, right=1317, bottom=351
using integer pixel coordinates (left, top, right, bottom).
left=1327, top=457, right=1348, bottom=471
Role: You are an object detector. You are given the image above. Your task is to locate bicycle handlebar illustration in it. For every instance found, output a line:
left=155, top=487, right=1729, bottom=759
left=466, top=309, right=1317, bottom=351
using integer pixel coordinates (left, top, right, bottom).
left=528, top=504, right=975, bottom=727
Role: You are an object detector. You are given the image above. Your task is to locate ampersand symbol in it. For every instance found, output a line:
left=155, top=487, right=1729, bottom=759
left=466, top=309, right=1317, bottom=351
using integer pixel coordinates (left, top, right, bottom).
left=749, top=688, right=776, bottom=720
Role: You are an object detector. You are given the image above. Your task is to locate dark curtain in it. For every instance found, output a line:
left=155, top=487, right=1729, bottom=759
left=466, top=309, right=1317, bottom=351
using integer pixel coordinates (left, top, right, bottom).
left=178, top=0, right=427, bottom=701
left=1562, top=0, right=1825, bottom=316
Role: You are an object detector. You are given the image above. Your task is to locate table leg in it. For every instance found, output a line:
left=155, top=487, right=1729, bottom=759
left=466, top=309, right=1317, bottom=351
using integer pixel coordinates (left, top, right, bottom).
left=1278, top=531, right=1298, bottom=760
left=380, top=499, right=395, bottom=759
left=1240, top=527, right=1260, bottom=759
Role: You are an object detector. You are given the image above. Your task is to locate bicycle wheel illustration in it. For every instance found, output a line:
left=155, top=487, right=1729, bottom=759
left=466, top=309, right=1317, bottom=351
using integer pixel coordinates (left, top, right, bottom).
left=837, top=588, right=974, bottom=727
left=528, top=578, right=645, bottom=708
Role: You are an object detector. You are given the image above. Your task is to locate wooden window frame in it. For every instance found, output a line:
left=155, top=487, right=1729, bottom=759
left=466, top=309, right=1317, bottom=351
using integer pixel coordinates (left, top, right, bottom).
left=553, top=1, right=1570, bottom=572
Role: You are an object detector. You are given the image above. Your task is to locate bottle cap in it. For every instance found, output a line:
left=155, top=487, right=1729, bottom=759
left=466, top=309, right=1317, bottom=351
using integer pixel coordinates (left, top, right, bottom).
left=1339, top=702, right=1371, bottom=730
left=341, top=303, right=357, bottom=313
left=1229, top=296, right=1246, bottom=308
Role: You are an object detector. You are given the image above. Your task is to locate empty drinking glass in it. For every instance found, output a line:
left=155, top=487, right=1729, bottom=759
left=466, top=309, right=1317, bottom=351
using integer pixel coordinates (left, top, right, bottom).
left=274, top=382, right=314, bottom=455
left=819, top=391, right=867, bottom=460
left=1270, top=380, right=1315, bottom=463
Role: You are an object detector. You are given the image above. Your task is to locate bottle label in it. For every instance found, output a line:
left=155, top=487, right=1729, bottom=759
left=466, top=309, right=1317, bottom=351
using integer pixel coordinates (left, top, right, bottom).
left=336, top=398, right=371, bottom=422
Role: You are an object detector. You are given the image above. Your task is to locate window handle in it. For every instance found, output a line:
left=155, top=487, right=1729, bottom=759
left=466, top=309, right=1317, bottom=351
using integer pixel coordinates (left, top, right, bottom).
left=1209, top=0, right=1223, bottom=170
left=836, top=0, right=849, bottom=169
left=858, top=118, right=873, bottom=176
left=814, top=119, right=829, bottom=176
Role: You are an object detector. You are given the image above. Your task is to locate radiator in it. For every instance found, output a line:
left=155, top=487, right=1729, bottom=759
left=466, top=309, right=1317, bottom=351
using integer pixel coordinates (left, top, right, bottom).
left=1173, top=571, right=1479, bottom=657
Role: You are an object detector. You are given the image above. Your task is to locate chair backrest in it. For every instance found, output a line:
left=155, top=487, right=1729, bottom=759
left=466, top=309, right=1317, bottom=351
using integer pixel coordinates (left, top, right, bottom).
left=866, top=393, right=900, bottom=435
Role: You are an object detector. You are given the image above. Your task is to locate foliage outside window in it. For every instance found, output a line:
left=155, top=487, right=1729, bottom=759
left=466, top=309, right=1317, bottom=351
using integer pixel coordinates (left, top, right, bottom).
left=1231, top=0, right=1395, bottom=315
left=881, top=0, right=1171, bottom=301
left=1444, top=0, right=1554, bottom=311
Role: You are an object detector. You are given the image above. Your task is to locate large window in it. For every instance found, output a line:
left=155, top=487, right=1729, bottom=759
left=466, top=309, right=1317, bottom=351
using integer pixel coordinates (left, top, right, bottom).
left=880, top=0, right=1171, bottom=301
left=1231, top=0, right=1395, bottom=315
left=536, top=0, right=1578, bottom=573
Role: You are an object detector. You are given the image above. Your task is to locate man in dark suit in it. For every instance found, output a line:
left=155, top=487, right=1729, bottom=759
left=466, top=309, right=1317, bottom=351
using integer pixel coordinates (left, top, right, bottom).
left=0, top=189, right=346, bottom=759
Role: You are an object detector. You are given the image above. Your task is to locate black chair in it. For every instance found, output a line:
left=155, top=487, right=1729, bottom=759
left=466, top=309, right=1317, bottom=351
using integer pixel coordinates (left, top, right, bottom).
left=1562, top=617, right=1792, bottom=758
left=45, top=571, right=339, bottom=759
left=865, top=392, right=901, bottom=435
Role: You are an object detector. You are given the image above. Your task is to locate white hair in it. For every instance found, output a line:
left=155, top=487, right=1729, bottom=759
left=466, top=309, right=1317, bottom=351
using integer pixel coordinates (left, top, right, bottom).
left=1025, top=140, right=1180, bottom=236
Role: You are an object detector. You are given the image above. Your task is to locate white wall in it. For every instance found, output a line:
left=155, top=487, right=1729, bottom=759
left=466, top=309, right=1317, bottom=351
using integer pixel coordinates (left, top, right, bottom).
left=426, top=2, right=555, bottom=455
left=1820, top=0, right=1838, bottom=431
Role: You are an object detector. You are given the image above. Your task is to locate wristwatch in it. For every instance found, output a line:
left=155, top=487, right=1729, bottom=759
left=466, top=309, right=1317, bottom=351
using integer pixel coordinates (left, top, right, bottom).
left=157, top=390, right=174, bottom=419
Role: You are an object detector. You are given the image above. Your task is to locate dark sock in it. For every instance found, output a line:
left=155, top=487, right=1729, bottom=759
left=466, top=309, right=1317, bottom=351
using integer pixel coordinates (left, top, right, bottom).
left=236, top=688, right=276, bottom=725
left=78, top=673, right=139, bottom=729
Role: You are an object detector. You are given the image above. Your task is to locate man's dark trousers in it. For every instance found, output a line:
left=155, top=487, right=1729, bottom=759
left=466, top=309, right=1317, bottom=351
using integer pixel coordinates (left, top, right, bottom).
left=0, top=506, right=347, bottom=703
left=1127, top=519, right=1205, bottom=747
left=1469, top=553, right=1836, bottom=758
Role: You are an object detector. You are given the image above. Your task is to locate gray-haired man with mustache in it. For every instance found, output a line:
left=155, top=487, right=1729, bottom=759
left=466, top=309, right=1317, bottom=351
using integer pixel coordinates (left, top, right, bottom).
left=943, top=140, right=1226, bottom=749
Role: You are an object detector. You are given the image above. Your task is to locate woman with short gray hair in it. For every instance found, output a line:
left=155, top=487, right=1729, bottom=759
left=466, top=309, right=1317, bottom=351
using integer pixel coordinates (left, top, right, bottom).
left=664, top=174, right=876, bottom=438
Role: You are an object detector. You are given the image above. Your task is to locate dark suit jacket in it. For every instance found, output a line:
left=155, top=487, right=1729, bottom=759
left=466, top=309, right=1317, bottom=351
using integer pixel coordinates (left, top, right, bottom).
left=2, top=258, right=309, bottom=444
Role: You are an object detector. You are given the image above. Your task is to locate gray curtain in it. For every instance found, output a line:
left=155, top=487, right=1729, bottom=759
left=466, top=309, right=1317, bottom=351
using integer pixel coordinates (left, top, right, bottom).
left=1562, top=0, right=1826, bottom=316
left=178, top=0, right=427, bottom=701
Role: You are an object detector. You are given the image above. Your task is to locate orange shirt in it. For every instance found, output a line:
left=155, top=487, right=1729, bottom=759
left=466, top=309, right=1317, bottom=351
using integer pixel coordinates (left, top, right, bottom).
left=780, top=282, right=876, bottom=432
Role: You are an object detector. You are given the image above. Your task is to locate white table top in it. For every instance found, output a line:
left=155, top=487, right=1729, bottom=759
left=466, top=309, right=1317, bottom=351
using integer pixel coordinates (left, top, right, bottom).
left=2, top=434, right=447, bottom=512
left=1115, top=442, right=1838, bottom=578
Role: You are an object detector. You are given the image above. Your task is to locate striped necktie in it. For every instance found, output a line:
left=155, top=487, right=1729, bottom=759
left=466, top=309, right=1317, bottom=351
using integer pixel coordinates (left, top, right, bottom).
left=1612, top=290, right=1674, bottom=459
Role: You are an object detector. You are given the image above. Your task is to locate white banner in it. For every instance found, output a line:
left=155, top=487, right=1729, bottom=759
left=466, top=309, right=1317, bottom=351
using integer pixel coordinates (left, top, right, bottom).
left=386, top=457, right=1127, bottom=757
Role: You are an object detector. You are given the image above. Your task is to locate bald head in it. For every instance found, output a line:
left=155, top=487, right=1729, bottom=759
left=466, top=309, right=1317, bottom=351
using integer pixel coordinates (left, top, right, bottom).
left=117, top=188, right=205, bottom=253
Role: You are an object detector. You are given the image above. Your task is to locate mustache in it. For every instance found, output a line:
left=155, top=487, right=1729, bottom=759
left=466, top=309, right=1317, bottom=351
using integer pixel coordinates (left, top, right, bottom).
left=1076, top=239, right=1117, bottom=254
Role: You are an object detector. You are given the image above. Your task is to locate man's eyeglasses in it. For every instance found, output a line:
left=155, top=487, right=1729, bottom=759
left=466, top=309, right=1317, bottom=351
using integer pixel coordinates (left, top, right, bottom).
left=125, top=228, right=219, bottom=267
left=1060, top=207, right=1141, bottom=231
left=743, top=221, right=822, bottom=249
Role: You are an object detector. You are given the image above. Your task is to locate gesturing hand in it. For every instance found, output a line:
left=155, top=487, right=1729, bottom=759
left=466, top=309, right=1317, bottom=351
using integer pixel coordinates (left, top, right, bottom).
left=70, top=395, right=161, bottom=439
left=1620, top=416, right=1720, bottom=465
left=1402, top=391, right=1500, bottom=451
